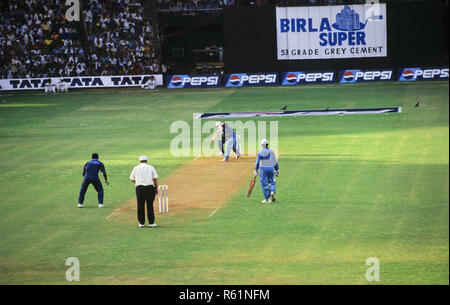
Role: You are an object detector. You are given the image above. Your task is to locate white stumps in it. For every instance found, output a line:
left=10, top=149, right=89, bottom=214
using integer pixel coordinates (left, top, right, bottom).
left=158, top=185, right=169, bottom=213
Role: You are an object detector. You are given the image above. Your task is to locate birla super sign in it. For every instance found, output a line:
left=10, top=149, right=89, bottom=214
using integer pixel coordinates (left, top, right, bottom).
left=276, top=4, right=387, bottom=60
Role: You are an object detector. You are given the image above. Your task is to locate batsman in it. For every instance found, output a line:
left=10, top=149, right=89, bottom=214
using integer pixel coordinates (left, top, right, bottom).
left=254, top=139, right=279, bottom=203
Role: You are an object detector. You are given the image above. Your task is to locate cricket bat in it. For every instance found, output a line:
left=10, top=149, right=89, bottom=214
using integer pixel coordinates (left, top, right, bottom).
left=246, top=175, right=257, bottom=197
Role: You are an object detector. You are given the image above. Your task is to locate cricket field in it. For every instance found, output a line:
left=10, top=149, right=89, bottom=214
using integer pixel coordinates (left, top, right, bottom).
left=0, top=81, right=448, bottom=284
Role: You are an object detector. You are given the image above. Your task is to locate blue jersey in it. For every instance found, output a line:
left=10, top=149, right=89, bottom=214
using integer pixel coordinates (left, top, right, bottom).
left=255, top=148, right=279, bottom=171
left=83, top=159, right=105, bottom=179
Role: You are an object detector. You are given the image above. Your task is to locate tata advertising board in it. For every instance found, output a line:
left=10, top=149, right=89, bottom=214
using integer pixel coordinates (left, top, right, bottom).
left=0, top=75, right=163, bottom=91
left=276, top=4, right=387, bottom=60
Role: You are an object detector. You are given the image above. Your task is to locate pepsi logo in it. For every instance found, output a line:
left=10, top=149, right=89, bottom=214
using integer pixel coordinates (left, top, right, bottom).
left=171, top=76, right=182, bottom=86
left=343, top=71, right=354, bottom=81
left=229, top=75, right=241, bottom=85
left=285, top=73, right=297, bottom=83
left=402, top=69, right=414, bottom=80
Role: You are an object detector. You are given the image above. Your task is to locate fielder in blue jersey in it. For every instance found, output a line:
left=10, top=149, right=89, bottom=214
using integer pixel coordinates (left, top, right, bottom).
left=78, top=153, right=109, bottom=208
left=254, top=139, right=279, bottom=203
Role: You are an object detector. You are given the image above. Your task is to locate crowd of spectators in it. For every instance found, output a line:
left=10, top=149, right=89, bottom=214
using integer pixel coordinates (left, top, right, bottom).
left=0, top=0, right=86, bottom=79
left=0, top=0, right=160, bottom=79
left=83, top=0, right=160, bottom=76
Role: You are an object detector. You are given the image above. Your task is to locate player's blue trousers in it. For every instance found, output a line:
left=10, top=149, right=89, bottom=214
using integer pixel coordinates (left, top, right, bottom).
left=260, top=167, right=276, bottom=200
left=78, top=177, right=104, bottom=204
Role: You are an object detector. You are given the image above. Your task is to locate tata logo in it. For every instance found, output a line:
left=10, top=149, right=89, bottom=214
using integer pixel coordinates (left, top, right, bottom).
left=8, top=77, right=105, bottom=89
left=398, top=68, right=449, bottom=81
left=226, top=73, right=278, bottom=87
left=340, top=70, right=393, bottom=83
left=168, top=75, right=220, bottom=88
left=282, top=72, right=334, bottom=85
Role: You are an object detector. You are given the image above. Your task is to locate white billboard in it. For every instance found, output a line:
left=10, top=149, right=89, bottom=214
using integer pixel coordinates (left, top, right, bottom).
left=276, top=4, right=387, bottom=60
left=0, top=74, right=163, bottom=91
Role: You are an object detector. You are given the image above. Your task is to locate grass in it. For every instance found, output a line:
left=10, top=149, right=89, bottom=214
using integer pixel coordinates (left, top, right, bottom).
left=0, top=81, right=448, bottom=284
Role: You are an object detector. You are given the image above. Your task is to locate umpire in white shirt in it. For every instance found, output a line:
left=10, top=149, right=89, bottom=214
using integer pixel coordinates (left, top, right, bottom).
left=130, top=155, right=159, bottom=228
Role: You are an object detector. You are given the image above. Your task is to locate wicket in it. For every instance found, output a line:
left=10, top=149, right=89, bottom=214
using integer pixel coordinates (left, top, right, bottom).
left=158, top=185, right=169, bottom=213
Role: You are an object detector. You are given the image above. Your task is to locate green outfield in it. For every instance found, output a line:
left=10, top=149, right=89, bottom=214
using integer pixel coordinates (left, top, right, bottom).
left=0, top=81, right=448, bottom=284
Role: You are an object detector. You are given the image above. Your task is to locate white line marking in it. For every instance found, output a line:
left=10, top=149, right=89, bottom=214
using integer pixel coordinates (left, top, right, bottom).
left=209, top=207, right=220, bottom=217
left=106, top=208, right=121, bottom=219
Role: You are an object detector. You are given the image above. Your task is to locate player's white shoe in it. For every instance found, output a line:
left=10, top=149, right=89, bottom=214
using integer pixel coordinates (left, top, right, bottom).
left=270, top=192, right=276, bottom=202
left=261, top=199, right=272, bottom=203
left=98, top=204, right=104, bottom=208
left=149, top=223, right=158, bottom=228
left=221, top=158, right=228, bottom=162
left=78, top=204, right=83, bottom=208
left=139, top=224, right=145, bottom=228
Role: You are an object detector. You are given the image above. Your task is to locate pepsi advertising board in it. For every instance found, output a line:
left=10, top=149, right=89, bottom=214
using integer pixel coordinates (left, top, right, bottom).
left=276, top=4, right=387, bottom=60
left=167, top=75, right=220, bottom=88
left=225, top=73, right=278, bottom=87
left=338, top=69, right=393, bottom=83
left=398, top=68, right=449, bottom=82
left=282, top=71, right=335, bottom=85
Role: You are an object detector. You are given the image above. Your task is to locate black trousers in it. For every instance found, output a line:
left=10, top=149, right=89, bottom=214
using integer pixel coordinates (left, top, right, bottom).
left=78, top=177, right=103, bottom=204
left=136, top=185, right=156, bottom=225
